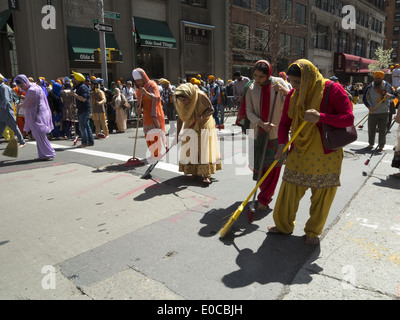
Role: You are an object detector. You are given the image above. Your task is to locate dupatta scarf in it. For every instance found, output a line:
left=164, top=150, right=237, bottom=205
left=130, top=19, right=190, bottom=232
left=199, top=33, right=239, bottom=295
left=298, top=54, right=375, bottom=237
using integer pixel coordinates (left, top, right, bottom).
left=287, top=59, right=328, bottom=155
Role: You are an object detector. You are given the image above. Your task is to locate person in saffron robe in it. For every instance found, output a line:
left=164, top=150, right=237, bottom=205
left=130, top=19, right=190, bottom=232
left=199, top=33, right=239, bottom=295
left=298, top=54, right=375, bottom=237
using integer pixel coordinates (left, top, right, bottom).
left=14, top=74, right=55, bottom=161
left=132, top=68, right=166, bottom=159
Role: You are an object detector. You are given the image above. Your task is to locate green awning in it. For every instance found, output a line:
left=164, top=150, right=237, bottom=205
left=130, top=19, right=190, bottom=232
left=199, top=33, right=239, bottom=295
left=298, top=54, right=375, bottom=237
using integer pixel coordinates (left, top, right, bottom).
left=0, top=9, right=11, bottom=31
left=134, top=17, right=177, bottom=49
left=67, top=26, right=122, bottom=61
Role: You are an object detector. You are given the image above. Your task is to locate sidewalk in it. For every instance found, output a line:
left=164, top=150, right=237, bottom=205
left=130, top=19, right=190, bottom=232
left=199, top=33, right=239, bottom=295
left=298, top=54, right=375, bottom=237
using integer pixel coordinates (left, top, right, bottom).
left=284, top=152, right=400, bottom=300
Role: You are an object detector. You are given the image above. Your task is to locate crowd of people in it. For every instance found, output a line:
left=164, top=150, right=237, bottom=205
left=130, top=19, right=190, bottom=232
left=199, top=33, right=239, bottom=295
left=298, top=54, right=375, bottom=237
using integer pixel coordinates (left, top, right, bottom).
left=1, top=58, right=400, bottom=244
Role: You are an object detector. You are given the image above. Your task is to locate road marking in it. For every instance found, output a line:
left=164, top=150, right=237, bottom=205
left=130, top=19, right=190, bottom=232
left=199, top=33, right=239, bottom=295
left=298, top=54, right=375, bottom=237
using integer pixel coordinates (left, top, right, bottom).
left=28, top=142, right=182, bottom=175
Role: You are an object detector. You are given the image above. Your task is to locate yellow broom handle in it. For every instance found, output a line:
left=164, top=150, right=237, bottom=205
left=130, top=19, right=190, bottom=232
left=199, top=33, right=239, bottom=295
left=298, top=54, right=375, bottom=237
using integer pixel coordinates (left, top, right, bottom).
left=231, top=121, right=308, bottom=221
left=355, top=97, right=385, bottom=127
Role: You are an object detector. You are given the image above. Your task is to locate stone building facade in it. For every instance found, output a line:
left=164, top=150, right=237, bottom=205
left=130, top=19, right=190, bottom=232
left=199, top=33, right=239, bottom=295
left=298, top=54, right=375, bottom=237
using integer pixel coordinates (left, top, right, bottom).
left=0, top=0, right=228, bottom=85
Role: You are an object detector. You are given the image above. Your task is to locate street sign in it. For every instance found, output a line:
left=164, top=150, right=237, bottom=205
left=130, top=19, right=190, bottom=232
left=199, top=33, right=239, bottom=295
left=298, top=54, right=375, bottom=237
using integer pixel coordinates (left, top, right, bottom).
left=93, top=23, right=113, bottom=34
left=104, top=11, right=120, bottom=20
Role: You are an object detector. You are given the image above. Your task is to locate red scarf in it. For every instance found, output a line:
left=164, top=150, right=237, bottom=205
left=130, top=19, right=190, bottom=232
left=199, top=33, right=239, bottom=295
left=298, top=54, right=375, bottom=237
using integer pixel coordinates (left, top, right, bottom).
left=260, top=82, right=271, bottom=123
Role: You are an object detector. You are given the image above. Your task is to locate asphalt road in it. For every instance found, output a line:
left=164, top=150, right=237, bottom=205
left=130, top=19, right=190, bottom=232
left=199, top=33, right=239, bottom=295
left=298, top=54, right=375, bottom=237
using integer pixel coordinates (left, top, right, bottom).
left=0, top=104, right=398, bottom=301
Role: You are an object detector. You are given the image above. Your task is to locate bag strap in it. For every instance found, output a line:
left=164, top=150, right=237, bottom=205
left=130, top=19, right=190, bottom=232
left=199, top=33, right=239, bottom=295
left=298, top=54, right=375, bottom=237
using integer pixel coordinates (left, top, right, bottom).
left=323, top=82, right=334, bottom=114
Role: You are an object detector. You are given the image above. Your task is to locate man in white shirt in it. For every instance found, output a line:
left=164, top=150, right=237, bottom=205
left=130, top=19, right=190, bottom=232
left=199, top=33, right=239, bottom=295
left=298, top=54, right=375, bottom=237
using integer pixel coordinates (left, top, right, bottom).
left=122, top=81, right=136, bottom=118
left=392, top=64, right=400, bottom=88
left=232, top=71, right=250, bottom=108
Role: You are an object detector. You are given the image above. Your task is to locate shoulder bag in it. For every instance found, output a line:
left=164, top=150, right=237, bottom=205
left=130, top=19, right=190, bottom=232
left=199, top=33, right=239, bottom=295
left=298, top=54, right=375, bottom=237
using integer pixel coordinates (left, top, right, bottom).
left=321, top=82, right=358, bottom=150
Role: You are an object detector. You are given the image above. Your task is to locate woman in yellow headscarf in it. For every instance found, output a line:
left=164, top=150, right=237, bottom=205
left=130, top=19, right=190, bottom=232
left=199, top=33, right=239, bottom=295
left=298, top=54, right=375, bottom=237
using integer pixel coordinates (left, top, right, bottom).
left=174, top=83, right=222, bottom=184
left=268, top=59, right=354, bottom=245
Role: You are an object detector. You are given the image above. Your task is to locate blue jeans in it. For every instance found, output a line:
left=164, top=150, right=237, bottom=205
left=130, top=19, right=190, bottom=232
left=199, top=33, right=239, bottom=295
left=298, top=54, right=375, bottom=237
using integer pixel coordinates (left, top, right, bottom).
left=212, top=104, right=220, bottom=125
left=78, top=111, right=94, bottom=145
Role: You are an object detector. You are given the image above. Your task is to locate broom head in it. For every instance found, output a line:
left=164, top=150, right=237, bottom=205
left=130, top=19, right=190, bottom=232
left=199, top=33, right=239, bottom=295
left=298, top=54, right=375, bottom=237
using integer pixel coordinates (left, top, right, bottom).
left=2, top=137, right=18, bottom=158
left=124, top=157, right=145, bottom=167
left=220, top=205, right=244, bottom=238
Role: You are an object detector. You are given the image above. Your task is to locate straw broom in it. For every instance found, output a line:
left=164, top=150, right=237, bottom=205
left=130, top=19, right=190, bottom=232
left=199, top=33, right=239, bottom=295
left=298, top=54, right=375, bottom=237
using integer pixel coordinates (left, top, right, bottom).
left=220, top=121, right=308, bottom=238
left=2, top=134, right=18, bottom=158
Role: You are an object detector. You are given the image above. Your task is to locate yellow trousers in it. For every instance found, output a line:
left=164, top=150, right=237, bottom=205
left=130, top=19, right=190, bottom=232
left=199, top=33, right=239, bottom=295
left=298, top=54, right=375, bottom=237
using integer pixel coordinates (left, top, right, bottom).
left=272, top=181, right=338, bottom=238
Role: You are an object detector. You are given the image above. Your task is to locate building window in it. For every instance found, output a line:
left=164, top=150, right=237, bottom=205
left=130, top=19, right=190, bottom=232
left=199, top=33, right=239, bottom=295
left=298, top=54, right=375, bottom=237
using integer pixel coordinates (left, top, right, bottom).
left=315, top=25, right=331, bottom=50
left=337, top=30, right=349, bottom=53
left=233, top=24, right=250, bottom=50
left=392, top=52, right=398, bottom=61
left=233, top=0, right=250, bottom=9
left=396, top=0, right=400, bottom=9
left=281, top=0, right=293, bottom=20
left=255, top=28, right=269, bottom=53
left=394, top=26, right=400, bottom=35
left=181, top=0, right=207, bottom=8
left=393, top=40, right=399, bottom=49
left=295, top=3, right=306, bottom=25
left=322, top=0, right=328, bottom=11
left=355, top=36, right=365, bottom=57
left=337, top=1, right=343, bottom=16
left=256, top=0, right=270, bottom=13
left=395, top=14, right=400, bottom=22
left=280, top=33, right=291, bottom=55
left=369, top=41, right=379, bottom=59
left=294, top=37, right=305, bottom=57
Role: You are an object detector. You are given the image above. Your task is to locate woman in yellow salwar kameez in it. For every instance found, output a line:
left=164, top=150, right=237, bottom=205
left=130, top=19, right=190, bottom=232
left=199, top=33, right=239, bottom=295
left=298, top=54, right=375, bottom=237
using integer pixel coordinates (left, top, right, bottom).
left=268, top=59, right=354, bottom=245
left=174, top=83, right=222, bottom=184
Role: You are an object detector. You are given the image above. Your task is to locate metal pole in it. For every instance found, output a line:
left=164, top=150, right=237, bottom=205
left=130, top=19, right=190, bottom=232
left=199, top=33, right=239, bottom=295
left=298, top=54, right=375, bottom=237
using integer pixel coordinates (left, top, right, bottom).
left=99, top=0, right=108, bottom=87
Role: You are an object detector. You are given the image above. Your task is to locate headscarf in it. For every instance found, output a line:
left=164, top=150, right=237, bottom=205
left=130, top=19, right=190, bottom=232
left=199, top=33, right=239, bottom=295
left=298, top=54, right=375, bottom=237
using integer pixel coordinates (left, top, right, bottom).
left=39, top=78, right=48, bottom=97
left=287, top=59, right=328, bottom=155
left=132, top=68, right=152, bottom=102
left=52, top=83, right=62, bottom=97
left=174, top=83, right=200, bottom=122
left=14, top=74, right=32, bottom=88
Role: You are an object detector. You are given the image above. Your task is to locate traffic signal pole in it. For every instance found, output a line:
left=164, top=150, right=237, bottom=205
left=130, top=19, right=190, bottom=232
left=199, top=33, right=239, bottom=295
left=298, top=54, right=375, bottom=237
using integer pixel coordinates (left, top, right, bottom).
left=99, top=0, right=108, bottom=87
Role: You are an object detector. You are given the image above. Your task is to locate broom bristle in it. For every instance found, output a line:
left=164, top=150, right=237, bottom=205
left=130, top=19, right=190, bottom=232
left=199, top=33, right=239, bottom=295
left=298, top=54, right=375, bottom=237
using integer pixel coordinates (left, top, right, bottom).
left=220, top=217, right=236, bottom=238
left=2, top=137, right=18, bottom=158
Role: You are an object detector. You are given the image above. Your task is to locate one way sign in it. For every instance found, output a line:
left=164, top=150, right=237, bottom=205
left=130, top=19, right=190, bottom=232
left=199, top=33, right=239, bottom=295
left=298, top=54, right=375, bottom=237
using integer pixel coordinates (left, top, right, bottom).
left=93, top=23, right=113, bottom=34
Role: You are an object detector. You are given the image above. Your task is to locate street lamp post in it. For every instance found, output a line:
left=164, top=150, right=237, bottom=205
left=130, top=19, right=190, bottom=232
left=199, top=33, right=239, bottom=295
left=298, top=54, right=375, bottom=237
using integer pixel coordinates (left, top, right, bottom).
left=98, top=0, right=108, bottom=87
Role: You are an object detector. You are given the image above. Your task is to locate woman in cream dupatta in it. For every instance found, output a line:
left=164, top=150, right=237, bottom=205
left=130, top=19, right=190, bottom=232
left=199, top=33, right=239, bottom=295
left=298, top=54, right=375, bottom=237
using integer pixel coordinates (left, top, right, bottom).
left=174, top=83, right=222, bottom=184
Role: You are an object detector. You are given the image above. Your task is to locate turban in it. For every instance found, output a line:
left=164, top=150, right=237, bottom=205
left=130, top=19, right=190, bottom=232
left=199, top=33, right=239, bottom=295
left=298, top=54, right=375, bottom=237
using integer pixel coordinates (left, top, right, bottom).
left=158, top=78, right=170, bottom=85
left=0, top=73, right=4, bottom=82
left=373, top=71, right=385, bottom=80
left=217, top=79, right=224, bottom=86
left=208, top=75, right=215, bottom=80
left=396, top=64, right=400, bottom=68
left=72, top=71, right=85, bottom=82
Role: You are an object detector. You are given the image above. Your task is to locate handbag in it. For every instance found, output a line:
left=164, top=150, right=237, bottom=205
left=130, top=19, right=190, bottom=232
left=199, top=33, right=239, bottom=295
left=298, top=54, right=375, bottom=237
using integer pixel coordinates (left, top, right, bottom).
left=321, top=82, right=358, bottom=150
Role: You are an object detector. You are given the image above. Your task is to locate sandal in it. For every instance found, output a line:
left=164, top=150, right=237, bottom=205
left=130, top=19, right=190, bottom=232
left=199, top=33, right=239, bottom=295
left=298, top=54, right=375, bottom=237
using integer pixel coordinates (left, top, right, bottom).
left=257, top=203, right=268, bottom=211
left=304, top=236, right=320, bottom=245
left=267, top=226, right=283, bottom=234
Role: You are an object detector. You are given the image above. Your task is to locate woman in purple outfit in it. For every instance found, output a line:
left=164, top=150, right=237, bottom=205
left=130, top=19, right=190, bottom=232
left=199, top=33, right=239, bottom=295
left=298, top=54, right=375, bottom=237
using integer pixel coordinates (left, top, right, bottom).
left=14, top=74, right=56, bottom=161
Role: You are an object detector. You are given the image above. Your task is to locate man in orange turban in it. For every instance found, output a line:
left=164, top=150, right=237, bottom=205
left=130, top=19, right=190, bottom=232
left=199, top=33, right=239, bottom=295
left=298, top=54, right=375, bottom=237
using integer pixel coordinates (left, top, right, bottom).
left=363, top=70, right=395, bottom=151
